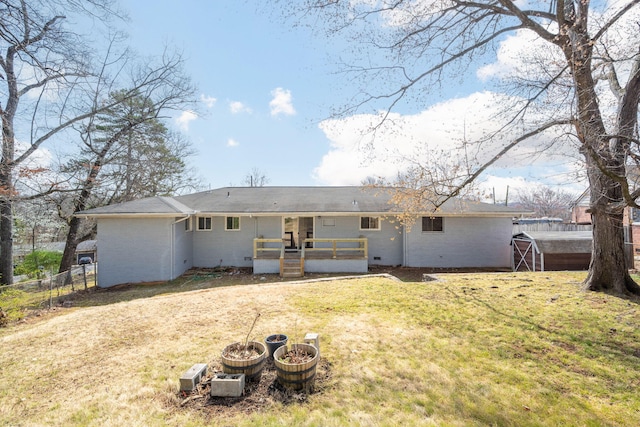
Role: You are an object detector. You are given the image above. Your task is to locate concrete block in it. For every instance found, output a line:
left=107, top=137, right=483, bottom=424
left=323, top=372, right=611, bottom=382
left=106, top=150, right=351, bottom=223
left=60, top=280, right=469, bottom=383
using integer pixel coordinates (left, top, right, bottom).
left=304, top=332, right=320, bottom=357
left=210, top=373, right=245, bottom=397
left=179, top=363, right=208, bottom=391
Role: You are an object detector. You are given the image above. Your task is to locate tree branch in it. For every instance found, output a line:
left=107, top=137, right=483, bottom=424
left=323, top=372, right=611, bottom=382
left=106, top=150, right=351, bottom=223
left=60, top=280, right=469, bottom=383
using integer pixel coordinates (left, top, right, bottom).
left=435, top=119, right=574, bottom=207
left=592, top=0, right=640, bottom=42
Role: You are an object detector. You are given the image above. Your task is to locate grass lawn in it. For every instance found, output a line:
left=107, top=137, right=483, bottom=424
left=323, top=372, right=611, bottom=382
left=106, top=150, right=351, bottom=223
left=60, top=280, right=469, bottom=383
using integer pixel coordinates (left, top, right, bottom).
left=1, top=271, right=639, bottom=426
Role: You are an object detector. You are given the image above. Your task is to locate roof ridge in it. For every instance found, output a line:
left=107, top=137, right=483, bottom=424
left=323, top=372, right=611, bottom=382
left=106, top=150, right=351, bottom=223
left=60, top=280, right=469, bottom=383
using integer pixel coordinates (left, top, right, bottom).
left=157, top=196, right=195, bottom=214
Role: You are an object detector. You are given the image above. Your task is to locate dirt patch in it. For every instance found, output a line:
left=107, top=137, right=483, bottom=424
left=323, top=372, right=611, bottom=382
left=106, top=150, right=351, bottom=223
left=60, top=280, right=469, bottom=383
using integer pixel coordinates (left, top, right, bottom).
left=177, top=357, right=333, bottom=416
left=178, top=265, right=506, bottom=285
left=366, top=265, right=510, bottom=282
left=7, top=265, right=510, bottom=328
left=221, top=342, right=263, bottom=360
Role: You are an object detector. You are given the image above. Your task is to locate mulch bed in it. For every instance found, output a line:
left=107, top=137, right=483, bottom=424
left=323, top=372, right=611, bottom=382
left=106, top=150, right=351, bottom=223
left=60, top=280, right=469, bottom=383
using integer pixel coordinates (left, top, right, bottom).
left=177, top=357, right=333, bottom=416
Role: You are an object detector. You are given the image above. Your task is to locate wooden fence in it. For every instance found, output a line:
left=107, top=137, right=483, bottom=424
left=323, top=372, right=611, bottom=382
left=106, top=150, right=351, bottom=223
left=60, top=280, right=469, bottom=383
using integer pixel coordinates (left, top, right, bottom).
left=512, top=223, right=593, bottom=233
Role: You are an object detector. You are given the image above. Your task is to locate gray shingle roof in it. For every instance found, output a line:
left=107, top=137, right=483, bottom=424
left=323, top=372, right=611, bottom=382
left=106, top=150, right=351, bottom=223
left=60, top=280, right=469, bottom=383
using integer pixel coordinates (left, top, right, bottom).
left=513, top=231, right=592, bottom=253
left=77, top=186, right=526, bottom=217
left=77, top=240, right=97, bottom=251
left=78, top=196, right=195, bottom=216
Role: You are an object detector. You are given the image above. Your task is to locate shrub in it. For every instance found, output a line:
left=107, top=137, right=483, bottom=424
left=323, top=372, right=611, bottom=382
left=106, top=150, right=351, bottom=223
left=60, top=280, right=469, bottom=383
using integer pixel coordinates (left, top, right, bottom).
left=15, top=250, right=62, bottom=279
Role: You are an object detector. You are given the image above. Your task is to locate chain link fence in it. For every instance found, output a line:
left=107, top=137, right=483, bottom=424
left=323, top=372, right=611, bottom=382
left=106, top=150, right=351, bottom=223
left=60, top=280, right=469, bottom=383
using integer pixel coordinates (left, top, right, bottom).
left=0, top=264, right=97, bottom=326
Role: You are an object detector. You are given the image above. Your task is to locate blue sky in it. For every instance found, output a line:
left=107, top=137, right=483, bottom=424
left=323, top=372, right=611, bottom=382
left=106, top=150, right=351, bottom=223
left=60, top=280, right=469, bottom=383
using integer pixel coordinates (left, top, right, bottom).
left=125, top=0, right=348, bottom=188
left=121, top=1, right=587, bottom=198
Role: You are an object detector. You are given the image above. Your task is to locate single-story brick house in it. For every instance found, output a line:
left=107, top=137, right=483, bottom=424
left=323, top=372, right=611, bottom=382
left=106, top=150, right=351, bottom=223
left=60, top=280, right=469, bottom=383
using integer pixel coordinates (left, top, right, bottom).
left=77, top=186, right=526, bottom=287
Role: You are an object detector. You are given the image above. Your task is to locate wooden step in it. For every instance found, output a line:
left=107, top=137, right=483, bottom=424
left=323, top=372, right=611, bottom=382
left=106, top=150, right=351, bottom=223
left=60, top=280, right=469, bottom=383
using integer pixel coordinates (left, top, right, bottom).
left=280, top=259, right=304, bottom=277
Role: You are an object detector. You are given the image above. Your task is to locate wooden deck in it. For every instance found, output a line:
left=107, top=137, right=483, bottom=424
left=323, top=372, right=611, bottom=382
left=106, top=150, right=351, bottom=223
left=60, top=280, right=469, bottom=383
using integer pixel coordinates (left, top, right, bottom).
left=253, top=237, right=368, bottom=276
left=254, top=250, right=367, bottom=260
left=253, top=237, right=368, bottom=260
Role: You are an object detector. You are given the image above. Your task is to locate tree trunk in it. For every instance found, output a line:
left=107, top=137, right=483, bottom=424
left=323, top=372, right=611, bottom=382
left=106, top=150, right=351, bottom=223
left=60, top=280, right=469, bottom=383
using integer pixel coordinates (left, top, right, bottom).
left=557, top=28, right=640, bottom=296
left=583, top=168, right=640, bottom=295
left=59, top=216, right=82, bottom=274
left=0, top=199, right=13, bottom=285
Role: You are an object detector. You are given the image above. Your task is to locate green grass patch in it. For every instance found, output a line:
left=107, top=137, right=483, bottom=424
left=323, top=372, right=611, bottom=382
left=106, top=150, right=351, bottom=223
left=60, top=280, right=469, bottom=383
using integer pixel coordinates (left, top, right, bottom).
left=283, top=273, right=640, bottom=426
left=1, top=271, right=639, bottom=426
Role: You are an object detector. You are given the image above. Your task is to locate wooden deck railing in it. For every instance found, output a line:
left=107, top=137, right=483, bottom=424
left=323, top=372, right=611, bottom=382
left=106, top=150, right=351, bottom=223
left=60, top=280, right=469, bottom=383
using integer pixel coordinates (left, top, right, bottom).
left=253, top=238, right=285, bottom=259
left=301, top=238, right=368, bottom=259
left=253, top=237, right=368, bottom=260
left=254, top=237, right=368, bottom=277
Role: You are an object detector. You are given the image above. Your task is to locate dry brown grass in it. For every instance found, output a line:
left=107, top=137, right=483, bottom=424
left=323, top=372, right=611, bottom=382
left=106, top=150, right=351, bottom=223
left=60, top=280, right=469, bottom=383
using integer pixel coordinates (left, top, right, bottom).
left=1, top=270, right=639, bottom=426
left=0, top=277, right=338, bottom=426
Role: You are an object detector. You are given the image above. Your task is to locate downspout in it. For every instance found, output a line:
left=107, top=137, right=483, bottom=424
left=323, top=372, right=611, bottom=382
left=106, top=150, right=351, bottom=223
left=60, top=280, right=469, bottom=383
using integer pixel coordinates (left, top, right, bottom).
left=254, top=216, right=258, bottom=271
left=510, top=237, right=515, bottom=271
left=254, top=215, right=258, bottom=238
left=172, top=215, right=191, bottom=280
left=171, top=221, right=174, bottom=280
left=403, top=223, right=407, bottom=267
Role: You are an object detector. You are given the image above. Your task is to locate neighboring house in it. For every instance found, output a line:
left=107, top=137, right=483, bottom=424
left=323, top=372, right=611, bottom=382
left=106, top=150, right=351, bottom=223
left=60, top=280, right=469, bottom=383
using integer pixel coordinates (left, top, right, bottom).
left=76, top=240, right=97, bottom=264
left=570, top=188, right=640, bottom=254
left=570, top=188, right=640, bottom=225
left=76, top=186, right=526, bottom=288
left=570, top=189, right=592, bottom=225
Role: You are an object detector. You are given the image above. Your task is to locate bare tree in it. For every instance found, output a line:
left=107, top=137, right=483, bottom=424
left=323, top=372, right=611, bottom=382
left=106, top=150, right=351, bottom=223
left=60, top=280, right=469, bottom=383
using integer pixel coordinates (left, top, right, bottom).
left=13, top=198, right=64, bottom=253
left=291, top=1, right=640, bottom=295
left=0, top=0, right=118, bottom=284
left=0, top=1, right=196, bottom=284
left=56, top=83, right=196, bottom=272
left=516, top=186, right=576, bottom=220
left=243, top=167, right=270, bottom=187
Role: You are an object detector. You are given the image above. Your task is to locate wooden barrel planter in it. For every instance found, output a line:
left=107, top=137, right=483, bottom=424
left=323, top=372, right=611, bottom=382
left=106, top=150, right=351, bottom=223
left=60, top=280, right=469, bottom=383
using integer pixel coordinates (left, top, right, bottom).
left=273, top=343, right=319, bottom=391
left=220, top=341, right=267, bottom=381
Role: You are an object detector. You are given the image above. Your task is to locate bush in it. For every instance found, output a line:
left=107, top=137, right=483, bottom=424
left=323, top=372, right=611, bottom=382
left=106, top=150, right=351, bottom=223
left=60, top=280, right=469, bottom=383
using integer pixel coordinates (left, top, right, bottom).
left=0, top=287, right=28, bottom=326
left=15, top=250, right=62, bottom=279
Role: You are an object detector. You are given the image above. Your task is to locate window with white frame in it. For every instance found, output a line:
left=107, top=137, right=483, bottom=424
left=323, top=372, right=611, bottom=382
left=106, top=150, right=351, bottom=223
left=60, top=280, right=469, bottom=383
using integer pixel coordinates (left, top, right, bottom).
left=197, top=216, right=212, bottom=231
left=225, top=216, right=240, bottom=231
left=360, top=216, right=380, bottom=230
left=422, top=216, right=444, bottom=232
left=184, top=217, right=192, bottom=232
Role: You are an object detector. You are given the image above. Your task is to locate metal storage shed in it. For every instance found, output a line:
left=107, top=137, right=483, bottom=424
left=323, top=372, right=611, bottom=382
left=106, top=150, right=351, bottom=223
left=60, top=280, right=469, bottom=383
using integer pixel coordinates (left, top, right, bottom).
left=512, top=231, right=592, bottom=272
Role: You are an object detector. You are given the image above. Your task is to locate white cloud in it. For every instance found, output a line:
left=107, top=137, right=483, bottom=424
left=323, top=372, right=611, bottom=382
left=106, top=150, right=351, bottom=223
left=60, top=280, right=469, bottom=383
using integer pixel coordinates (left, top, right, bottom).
left=477, top=175, right=531, bottom=203
left=269, top=87, right=296, bottom=117
left=175, top=110, right=197, bottom=132
left=477, top=29, right=563, bottom=83
left=200, top=94, right=217, bottom=108
left=477, top=33, right=525, bottom=81
left=16, top=139, right=52, bottom=172
left=227, top=138, right=239, bottom=147
left=229, top=101, right=252, bottom=114
left=13, top=138, right=55, bottom=193
left=313, top=91, right=578, bottom=186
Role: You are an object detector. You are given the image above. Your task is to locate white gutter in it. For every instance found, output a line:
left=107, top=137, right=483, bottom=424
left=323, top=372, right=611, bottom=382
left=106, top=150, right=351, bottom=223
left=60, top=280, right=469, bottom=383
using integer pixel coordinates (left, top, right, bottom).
left=173, top=215, right=191, bottom=224
left=75, top=212, right=192, bottom=219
